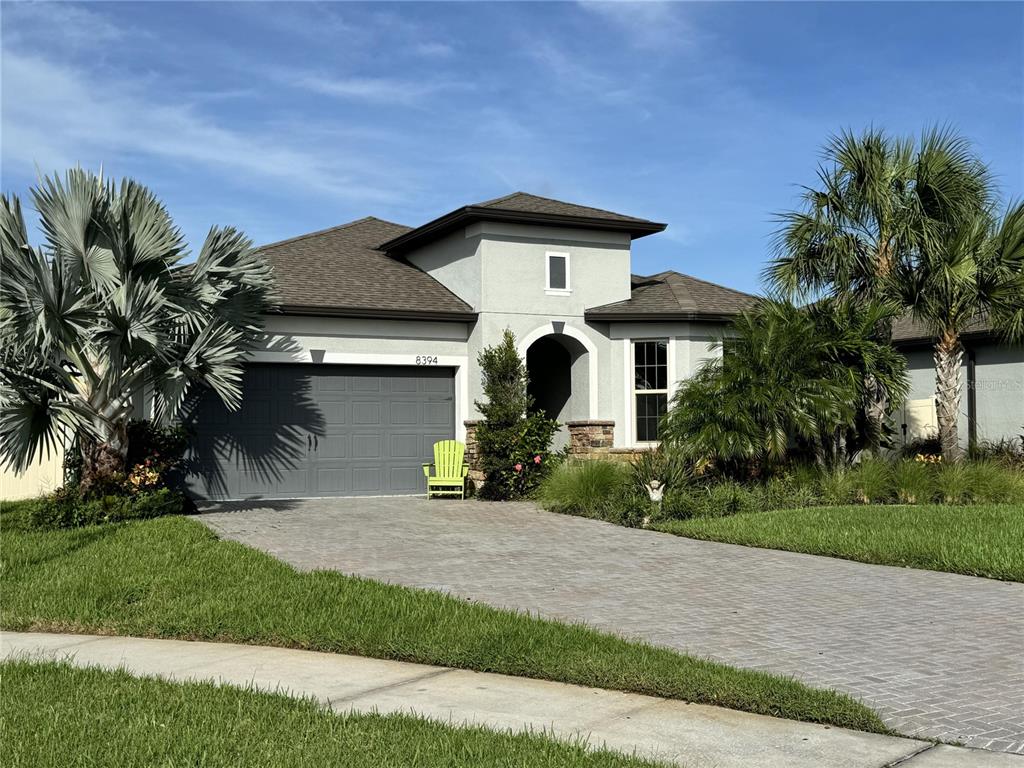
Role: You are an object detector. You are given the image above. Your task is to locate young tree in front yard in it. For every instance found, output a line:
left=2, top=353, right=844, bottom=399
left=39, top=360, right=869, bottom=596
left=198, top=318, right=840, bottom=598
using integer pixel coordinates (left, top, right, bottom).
left=474, top=329, right=558, bottom=500
left=766, top=127, right=989, bottom=452
left=0, top=169, right=276, bottom=492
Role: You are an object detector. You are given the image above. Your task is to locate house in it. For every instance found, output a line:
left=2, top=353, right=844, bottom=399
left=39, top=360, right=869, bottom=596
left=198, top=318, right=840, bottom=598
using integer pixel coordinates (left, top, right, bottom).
left=891, top=315, right=1024, bottom=450
left=183, top=192, right=756, bottom=500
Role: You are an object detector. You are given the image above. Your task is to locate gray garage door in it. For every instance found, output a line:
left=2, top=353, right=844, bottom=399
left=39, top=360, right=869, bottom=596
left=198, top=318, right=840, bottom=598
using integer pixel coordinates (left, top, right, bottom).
left=183, top=364, right=455, bottom=500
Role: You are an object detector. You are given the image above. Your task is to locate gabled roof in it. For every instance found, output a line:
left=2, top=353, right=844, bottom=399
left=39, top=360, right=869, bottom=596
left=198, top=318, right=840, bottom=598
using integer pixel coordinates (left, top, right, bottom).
left=585, top=270, right=757, bottom=322
left=379, top=192, right=666, bottom=256
left=257, top=217, right=475, bottom=321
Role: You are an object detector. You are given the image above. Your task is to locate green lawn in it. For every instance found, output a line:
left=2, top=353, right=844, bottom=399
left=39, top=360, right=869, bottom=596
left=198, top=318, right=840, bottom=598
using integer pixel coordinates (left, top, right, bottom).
left=656, top=504, right=1024, bottom=582
left=0, top=500, right=885, bottom=733
left=0, top=660, right=667, bottom=768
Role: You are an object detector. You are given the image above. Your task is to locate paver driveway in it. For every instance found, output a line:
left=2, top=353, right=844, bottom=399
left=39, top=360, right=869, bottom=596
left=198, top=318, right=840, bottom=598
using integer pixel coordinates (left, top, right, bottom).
left=197, top=498, right=1024, bottom=754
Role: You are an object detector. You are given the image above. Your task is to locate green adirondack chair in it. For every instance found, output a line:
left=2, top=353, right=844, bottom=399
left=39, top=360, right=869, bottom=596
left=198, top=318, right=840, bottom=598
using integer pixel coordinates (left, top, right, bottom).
left=423, top=440, right=470, bottom=499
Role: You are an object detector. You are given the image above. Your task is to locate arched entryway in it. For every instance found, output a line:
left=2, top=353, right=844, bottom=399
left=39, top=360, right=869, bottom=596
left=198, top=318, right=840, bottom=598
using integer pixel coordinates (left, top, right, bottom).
left=524, top=332, right=591, bottom=449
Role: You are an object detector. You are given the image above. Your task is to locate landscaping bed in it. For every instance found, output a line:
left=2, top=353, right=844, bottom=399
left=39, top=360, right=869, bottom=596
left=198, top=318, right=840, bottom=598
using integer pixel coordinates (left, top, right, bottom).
left=1, top=659, right=666, bottom=768
left=0, top=500, right=884, bottom=733
left=655, top=504, right=1024, bottom=582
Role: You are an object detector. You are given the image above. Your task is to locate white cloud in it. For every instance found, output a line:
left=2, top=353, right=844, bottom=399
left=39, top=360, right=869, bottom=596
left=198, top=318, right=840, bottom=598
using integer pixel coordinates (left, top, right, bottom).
left=1, top=50, right=402, bottom=205
left=2, top=2, right=126, bottom=49
left=577, top=1, right=696, bottom=51
left=414, top=41, right=455, bottom=58
left=292, top=73, right=468, bottom=105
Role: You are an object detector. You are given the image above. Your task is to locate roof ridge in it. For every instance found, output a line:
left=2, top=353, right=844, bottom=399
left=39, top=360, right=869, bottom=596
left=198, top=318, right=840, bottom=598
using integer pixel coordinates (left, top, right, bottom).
left=663, top=270, right=759, bottom=299
left=258, top=216, right=409, bottom=251
left=480, top=191, right=650, bottom=222
left=471, top=191, right=527, bottom=208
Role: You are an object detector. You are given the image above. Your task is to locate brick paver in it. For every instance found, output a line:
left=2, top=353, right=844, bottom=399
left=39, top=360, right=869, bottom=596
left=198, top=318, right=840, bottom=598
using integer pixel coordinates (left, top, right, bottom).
left=197, top=498, right=1024, bottom=753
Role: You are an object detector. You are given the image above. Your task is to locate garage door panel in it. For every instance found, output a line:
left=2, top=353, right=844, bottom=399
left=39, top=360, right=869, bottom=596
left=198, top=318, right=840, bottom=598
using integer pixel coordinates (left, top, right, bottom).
left=317, top=434, right=349, bottom=459
left=389, top=433, right=422, bottom=458
left=390, top=401, right=420, bottom=425
left=389, top=466, right=422, bottom=492
left=352, top=402, right=381, bottom=425
left=185, top=363, right=455, bottom=500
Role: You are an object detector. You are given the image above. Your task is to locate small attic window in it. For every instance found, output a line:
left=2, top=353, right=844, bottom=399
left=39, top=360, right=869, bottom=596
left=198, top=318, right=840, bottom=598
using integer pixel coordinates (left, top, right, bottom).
left=546, top=252, right=570, bottom=294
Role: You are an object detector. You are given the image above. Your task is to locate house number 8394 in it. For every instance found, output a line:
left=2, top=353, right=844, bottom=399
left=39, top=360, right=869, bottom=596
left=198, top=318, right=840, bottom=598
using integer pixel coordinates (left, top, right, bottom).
left=415, top=355, right=439, bottom=365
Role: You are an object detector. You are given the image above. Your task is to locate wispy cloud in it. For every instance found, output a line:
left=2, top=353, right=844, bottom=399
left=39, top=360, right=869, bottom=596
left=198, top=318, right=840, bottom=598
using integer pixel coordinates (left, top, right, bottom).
left=1, top=50, right=402, bottom=205
left=291, top=72, right=469, bottom=106
left=2, top=2, right=126, bottom=48
left=577, top=1, right=696, bottom=51
left=414, top=41, right=455, bottom=58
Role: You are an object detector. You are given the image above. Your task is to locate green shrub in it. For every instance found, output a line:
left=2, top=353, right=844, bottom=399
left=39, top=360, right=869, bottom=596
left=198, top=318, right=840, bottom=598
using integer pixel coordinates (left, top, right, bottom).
left=629, top=447, right=692, bottom=495
left=474, top=330, right=559, bottom=500
left=539, top=461, right=631, bottom=517
left=963, top=461, right=1024, bottom=504
left=934, top=462, right=970, bottom=504
left=850, top=458, right=892, bottom=504
left=819, top=468, right=854, bottom=505
left=29, top=488, right=184, bottom=530
left=891, top=460, right=933, bottom=504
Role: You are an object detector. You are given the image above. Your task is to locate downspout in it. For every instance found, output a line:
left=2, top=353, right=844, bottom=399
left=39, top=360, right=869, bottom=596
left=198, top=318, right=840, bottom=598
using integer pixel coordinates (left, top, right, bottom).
left=966, top=347, right=977, bottom=450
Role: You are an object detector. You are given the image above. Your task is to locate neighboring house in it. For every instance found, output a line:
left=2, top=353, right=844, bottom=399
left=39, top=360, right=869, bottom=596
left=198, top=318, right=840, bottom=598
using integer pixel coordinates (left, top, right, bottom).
left=183, top=192, right=756, bottom=500
left=891, top=315, right=1024, bottom=449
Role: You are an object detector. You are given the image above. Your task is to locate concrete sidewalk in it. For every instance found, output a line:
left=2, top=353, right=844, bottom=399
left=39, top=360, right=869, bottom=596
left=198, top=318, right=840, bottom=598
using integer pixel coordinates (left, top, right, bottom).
left=2, top=632, right=1019, bottom=768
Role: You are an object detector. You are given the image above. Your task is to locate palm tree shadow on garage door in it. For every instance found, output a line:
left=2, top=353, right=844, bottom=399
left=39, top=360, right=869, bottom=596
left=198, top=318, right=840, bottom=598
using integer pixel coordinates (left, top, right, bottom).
left=179, top=360, right=326, bottom=505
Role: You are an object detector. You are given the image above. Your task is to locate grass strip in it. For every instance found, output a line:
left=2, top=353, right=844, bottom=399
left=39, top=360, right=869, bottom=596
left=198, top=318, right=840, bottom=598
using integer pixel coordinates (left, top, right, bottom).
left=0, top=501, right=885, bottom=733
left=0, top=659, right=667, bottom=767
left=655, top=504, right=1024, bottom=582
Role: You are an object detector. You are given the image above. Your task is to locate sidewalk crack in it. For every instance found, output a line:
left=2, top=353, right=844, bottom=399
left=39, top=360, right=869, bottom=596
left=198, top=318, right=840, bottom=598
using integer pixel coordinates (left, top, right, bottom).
left=882, top=742, right=937, bottom=767
left=326, top=668, right=455, bottom=706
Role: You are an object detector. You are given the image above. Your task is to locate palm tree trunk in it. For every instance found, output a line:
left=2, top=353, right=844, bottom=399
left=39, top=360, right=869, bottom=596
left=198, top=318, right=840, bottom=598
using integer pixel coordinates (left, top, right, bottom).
left=78, top=427, right=129, bottom=496
left=934, top=329, right=964, bottom=462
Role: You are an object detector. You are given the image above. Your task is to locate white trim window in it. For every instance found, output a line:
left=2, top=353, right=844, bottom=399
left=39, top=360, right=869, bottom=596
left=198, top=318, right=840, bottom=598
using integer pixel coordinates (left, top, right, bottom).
left=633, top=339, right=668, bottom=442
left=545, top=251, right=571, bottom=295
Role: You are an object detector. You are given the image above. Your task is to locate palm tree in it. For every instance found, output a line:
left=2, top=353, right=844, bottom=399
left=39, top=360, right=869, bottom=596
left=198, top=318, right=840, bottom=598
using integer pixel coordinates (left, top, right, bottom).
left=766, top=127, right=992, bottom=455
left=660, top=299, right=908, bottom=473
left=0, top=169, right=276, bottom=491
left=894, top=202, right=1024, bottom=460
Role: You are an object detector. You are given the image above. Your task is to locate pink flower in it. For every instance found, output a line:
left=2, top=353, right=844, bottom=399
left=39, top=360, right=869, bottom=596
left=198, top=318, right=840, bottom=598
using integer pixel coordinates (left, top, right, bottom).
left=514, top=463, right=523, bottom=473
left=533, top=455, right=542, bottom=465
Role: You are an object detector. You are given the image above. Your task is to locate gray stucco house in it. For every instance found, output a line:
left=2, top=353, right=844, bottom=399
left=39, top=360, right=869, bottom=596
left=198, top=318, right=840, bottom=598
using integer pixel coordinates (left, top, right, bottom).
left=891, top=315, right=1024, bottom=451
left=184, top=192, right=755, bottom=499
left=182, top=191, right=1023, bottom=500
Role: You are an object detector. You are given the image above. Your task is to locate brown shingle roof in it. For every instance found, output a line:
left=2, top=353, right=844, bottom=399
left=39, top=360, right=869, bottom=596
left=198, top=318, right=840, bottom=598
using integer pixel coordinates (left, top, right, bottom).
left=472, top=192, right=655, bottom=223
left=257, top=217, right=475, bottom=321
left=891, top=313, right=995, bottom=344
left=586, top=270, right=757, bottom=321
left=379, top=192, right=665, bottom=256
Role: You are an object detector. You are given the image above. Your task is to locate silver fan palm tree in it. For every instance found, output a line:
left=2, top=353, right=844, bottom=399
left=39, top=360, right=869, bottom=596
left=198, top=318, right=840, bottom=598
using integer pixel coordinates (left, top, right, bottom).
left=0, top=169, right=276, bottom=490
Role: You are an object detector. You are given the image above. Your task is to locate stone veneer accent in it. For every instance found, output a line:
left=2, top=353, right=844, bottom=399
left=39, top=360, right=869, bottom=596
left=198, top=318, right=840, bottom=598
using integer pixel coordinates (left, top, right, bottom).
left=565, top=420, right=615, bottom=460
left=463, top=420, right=485, bottom=484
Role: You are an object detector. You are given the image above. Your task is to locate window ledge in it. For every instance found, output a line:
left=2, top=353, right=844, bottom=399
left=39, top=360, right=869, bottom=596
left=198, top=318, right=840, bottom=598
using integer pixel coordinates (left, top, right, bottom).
left=545, top=288, right=572, bottom=296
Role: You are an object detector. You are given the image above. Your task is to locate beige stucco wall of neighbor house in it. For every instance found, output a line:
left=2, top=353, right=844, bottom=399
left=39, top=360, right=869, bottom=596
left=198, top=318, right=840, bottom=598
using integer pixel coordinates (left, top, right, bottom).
left=1, top=447, right=65, bottom=501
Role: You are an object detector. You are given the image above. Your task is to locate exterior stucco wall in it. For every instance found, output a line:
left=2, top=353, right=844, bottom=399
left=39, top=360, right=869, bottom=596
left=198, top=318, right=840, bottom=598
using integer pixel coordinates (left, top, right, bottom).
left=404, top=229, right=483, bottom=309
left=898, top=342, right=1023, bottom=448
left=1, top=447, right=65, bottom=501
left=608, top=321, right=727, bottom=448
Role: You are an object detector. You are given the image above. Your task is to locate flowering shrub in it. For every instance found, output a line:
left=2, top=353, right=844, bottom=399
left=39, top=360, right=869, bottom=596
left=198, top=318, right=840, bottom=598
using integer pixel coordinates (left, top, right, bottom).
left=474, top=330, right=559, bottom=500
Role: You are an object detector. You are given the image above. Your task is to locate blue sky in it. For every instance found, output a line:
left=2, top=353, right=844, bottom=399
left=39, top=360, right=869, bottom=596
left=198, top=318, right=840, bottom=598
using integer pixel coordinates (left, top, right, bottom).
left=2, top=1, right=1022, bottom=293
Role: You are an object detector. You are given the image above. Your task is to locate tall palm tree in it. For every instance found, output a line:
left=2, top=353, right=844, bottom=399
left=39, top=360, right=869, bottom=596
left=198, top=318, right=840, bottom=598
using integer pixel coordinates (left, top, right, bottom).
left=894, top=202, right=1024, bottom=460
left=766, top=127, right=992, bottom=455
left=0, top=170, right=276, bottom=490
